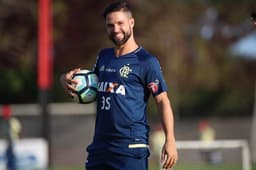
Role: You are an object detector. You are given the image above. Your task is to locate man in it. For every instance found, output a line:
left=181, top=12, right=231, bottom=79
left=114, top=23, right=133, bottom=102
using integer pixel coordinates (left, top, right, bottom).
left=60, top=1, right=178, bottom=169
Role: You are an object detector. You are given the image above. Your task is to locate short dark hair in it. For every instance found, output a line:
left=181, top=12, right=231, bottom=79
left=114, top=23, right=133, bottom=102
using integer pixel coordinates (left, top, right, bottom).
left=103, top=0, right=133, bottom=19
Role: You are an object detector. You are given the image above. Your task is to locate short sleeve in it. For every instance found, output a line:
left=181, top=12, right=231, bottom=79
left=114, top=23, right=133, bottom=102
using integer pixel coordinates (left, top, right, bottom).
left=144, top=57, right=168, bottom=96
left=92, top=55, right=100, bottom=76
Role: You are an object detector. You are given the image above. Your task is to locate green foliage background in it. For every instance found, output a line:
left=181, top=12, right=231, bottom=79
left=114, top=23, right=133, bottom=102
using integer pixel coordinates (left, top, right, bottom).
left=0, top=0, right=255, bottom=117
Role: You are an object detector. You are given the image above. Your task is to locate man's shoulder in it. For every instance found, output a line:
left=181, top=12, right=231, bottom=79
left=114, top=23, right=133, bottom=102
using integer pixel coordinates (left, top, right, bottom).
left=98, top=48, right=113, bottom=56
left=135, top=47, right=159, bottom=63
left=100, top=47, right=113, bottom=52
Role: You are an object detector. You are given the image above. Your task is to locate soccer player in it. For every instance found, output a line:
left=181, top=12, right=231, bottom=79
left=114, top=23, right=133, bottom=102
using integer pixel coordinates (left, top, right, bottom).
left=60, top=1, right=178, bottom=169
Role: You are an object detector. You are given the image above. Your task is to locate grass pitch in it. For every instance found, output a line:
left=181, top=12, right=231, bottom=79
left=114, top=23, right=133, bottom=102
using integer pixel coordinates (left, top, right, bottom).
left=49, top=164, right=256, bottom=170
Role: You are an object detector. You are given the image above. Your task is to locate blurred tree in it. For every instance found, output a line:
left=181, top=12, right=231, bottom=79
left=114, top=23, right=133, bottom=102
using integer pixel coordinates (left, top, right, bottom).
left=0, top=0, right=37, bottom=103
left=137, top=0, right=255, bottom=117
left=0, top=0, right=255, bottom=117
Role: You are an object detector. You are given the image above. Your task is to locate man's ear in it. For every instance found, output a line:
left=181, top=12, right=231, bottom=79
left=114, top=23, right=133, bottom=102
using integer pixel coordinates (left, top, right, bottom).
left=130, top=18, right=135, bottom=28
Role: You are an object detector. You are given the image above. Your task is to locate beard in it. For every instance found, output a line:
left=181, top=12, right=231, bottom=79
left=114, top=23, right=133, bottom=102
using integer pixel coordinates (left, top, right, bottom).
left=109, top=29, right=132, bottom=46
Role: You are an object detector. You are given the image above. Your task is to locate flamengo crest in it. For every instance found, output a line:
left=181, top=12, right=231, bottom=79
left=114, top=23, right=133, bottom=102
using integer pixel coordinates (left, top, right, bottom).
left=119, top=64, right=132, bottom=78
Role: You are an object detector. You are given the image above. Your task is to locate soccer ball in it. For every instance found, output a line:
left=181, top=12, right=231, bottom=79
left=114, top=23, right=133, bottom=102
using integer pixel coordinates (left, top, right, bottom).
left=72, top=69, right=98, bottom=104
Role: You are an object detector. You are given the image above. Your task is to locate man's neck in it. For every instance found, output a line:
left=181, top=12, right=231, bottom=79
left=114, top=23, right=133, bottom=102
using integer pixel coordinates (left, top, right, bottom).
left=114, top=38, right=138, bottom=57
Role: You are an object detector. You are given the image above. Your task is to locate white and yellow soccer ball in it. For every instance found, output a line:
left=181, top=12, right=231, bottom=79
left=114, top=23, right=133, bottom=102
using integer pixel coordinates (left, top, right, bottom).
left=72, top=69, right=98, bottom=104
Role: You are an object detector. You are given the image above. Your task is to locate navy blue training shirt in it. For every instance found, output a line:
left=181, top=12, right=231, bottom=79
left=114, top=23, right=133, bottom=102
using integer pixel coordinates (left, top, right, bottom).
left=87, top=47, right=168, bottom=158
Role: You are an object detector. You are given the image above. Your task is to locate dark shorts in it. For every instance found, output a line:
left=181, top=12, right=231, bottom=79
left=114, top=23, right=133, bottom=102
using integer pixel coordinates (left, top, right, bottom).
left=85, top=152, right=148, bottom=170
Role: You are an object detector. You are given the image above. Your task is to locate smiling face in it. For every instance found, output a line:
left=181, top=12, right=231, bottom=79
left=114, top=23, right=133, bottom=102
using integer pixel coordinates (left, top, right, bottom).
left=105, top=11, right=135, bottom=46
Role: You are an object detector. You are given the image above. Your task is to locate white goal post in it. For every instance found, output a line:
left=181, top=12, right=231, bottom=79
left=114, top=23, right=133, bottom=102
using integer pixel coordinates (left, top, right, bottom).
left=176, top=140, right=252, bottom=170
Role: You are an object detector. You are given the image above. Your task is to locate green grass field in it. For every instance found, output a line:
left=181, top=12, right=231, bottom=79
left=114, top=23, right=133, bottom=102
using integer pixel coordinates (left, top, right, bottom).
left=150, top=163, right=256, bottom=170
left=151, top=164, right=256, bottom=170
left=49, top=164, right=256, bottom=170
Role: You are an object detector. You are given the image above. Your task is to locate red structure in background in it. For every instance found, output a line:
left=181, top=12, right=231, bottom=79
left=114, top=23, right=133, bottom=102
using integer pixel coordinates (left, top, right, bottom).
left=38, top=0, right=53, bottom=167
left=38, top=0, right=53, bottom=90
left=2, top=104, right=11, bottom=120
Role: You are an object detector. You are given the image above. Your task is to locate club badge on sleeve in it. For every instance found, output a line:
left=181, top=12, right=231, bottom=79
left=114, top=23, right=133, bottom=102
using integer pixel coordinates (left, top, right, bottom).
left=147, top=80, right=159, bottom=94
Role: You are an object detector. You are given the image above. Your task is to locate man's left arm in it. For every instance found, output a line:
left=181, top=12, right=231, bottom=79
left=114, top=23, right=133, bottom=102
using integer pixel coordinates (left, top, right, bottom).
left=155, top=91, right=178, bottom=169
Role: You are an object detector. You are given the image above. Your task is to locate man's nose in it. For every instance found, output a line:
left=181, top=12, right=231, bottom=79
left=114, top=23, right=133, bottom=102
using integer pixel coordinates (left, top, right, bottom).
left=113, top=25, right=120, bottom=33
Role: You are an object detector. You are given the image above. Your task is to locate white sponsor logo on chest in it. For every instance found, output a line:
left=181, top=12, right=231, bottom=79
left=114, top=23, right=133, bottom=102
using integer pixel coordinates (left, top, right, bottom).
left=98, top=82, right=126, bottom=95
